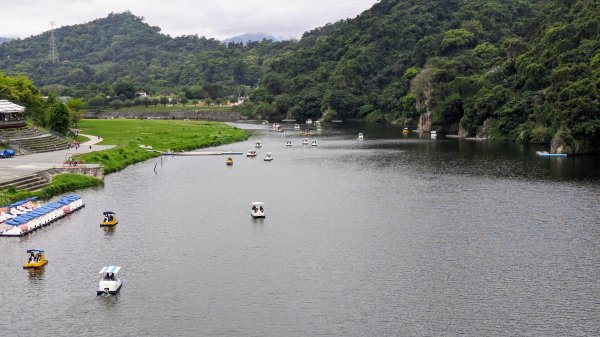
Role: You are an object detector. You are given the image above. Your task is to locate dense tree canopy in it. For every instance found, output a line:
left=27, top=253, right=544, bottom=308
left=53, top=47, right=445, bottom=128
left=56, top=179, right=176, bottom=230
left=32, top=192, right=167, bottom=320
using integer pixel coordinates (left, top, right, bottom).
left=0, top=2, right=598, bottom=153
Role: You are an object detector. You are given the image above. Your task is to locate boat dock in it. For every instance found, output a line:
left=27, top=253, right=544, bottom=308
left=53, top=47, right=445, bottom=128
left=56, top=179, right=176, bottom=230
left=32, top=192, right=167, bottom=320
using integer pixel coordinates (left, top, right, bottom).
left=0, top=195, right=85, bottom=237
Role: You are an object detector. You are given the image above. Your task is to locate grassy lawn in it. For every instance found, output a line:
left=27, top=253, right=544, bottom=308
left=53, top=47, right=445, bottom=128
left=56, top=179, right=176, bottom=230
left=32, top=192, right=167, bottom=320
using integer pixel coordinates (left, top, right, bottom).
left=0, top=174, right=103, bottom=205
left=99, top=105, right=233, bottom=113
left=76, top=135, right=90, bottom=143
left=74, top=119, right=248, bottom=173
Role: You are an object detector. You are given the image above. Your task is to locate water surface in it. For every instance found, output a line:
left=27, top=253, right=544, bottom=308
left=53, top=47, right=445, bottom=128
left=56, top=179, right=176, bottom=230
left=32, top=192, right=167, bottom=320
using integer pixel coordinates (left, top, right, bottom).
left=2, top=122, right=599, bottom=336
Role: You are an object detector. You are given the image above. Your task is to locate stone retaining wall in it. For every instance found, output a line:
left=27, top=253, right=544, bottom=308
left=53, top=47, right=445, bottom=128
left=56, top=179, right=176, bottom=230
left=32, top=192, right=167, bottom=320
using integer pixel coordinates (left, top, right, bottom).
left=39, top=165, right=105, bottom=181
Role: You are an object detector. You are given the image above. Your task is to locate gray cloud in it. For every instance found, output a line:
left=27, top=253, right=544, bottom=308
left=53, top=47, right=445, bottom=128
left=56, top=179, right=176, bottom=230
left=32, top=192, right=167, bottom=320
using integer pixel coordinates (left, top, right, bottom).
left=0, top=0, right=379, bottom=40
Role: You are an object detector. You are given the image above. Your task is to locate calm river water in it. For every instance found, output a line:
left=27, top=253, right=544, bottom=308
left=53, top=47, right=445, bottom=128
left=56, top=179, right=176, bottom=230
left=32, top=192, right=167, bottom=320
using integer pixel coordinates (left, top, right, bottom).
left=2, top=122, right=600, bottom=336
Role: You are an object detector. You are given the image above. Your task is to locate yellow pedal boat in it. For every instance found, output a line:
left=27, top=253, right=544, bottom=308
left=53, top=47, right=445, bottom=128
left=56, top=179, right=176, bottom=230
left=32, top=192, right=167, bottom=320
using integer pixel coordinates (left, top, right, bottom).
left=100, top=211, right=118, bottom=227
left=226, top=157, right=234, bottom=166
left=23, top=249, right=48, bottom=269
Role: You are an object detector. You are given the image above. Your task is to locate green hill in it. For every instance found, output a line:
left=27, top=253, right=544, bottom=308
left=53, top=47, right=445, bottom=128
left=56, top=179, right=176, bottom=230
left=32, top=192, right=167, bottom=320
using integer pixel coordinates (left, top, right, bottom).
left=0, top=2, right=598, bottom=153
left=0, top=12, right=289, bottom=100
left=256, top=0, right=599, bottom=153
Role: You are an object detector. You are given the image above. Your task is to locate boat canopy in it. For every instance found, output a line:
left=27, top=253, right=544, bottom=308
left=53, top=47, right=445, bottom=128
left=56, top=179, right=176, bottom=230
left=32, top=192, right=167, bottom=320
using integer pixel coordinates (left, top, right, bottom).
left=26, top=249, right=44, bottom=253
left=103, top=211, right=116, bottom=215
left=99, top=265, right=121, bottom=274
left=252, top=202, right=264, bottom=207
left=5, top=196, right=38, bottom=209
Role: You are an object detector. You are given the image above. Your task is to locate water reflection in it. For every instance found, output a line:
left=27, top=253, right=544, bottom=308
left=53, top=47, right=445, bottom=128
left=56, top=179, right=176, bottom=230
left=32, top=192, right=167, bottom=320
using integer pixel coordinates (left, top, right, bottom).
left=103, top=226, right=116, bottom=236
left=27, top=268, right=45, bottom=283
left=251, top=217, right=265, bottom=229
left=97, top=293, right=120, bottom=310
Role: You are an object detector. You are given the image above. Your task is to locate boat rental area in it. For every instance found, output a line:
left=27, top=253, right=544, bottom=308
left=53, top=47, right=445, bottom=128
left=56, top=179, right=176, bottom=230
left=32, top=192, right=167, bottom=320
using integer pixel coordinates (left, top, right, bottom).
left=0, top=195, right=84, bottom=237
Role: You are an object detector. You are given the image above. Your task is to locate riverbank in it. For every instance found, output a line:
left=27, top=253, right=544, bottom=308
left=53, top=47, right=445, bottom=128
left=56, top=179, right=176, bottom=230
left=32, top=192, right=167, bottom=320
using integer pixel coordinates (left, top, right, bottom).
left=0, top=174, right=103, bottom=205
left=74, top=119, right=248, bottom=173
left=1, top=119, right=247, bottom=205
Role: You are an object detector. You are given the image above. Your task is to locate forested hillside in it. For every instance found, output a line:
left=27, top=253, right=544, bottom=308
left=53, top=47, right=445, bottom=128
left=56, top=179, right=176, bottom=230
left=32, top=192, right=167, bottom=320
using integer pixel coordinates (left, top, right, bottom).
left=0, top=1, right=598, bottom=153
left=0, top=12, right=291, bottom=102
left=255, top=0, right=599, bottom=153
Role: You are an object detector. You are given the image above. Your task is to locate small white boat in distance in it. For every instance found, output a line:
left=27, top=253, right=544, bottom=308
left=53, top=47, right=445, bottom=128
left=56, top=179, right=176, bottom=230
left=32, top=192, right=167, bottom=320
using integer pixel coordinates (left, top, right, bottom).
left=246, top=150, right=257, bottom=157
left=430, top=130, right=437, bottom=139
left=264, top=152, right=273, bottom=161
left=302, top=138, right=309, bottom=145
left=311, top=140, right=318, bottom=146
left=358, top=133, right=364, bottom=140
left=306, top=119, right=313, bottom=125
left=294, top=124, right=300, bottom=129
left=251, top=202, right=265, bottom=218
left=255, top=141, right=262, bottom=148
left=97, top=266, right=123, bottom=295
left=286, top=140, right=292, bottom=147
left=536, top=151, right=567, bottom=157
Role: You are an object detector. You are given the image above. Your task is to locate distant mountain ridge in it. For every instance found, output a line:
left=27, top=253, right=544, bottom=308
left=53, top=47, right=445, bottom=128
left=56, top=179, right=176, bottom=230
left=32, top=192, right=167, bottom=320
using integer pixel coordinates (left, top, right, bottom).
left=0, top=12, right=291, bottom=97
left=222, top=33, right=279, bottom=45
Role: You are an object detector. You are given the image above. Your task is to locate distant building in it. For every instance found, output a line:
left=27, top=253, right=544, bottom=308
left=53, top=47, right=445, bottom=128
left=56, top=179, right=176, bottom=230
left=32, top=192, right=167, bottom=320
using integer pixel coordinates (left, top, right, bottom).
left=0, top=100, right=26, bottom=129
left=136, top=92, right=147, bottom=97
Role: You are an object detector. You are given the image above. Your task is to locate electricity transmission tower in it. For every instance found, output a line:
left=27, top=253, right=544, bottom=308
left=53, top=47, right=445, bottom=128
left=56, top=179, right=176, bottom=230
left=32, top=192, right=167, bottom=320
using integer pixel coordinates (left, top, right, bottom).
left=49, top=21, right=59, bottom=63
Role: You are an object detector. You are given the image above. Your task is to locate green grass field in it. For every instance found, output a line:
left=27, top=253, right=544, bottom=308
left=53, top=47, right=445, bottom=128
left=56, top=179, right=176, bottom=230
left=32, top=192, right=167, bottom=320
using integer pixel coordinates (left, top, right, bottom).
left=74, top=119, right=248, bottom=173
left=0, top=174, right=103, bottom=205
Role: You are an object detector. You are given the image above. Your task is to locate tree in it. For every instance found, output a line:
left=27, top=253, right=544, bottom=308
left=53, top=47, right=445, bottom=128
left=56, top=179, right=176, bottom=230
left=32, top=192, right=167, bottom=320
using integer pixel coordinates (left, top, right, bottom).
left=179, top=96, right=188, bottom=106
left=111, top=99, right=123, bottom=110
left=113, top=80, right=136, bottom=99
left=254, top=102, right=275, bottom=119
left=67, top=98, right=85, bottom=127
left=441, top=29, right=475, bottom=51
left=159, top=96, right=169, bottom=106
left=48, top=102, right=71, bottom=135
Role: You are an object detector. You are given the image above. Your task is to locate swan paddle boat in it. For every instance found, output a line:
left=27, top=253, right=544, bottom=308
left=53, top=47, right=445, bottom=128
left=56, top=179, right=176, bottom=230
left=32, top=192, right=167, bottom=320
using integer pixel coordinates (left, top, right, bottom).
left=100, top=211, right=118, bottom=227
left=402, top=128, right=409, bottom=135
left=286, top=140, right=292, bottom=147
left=23, top=249, right=48, bottom=269
left=358, top=133, right=364, bottom=140
left=97, top=266, right=123, bottom=295
left=246, top=150, right=257, bottom=157
left=294, top=124, right=300, bottom=130
left=311, top=140, right=318, bottom=146
left=226, top=157, right=234, bottom=166
left=306, top=119, right=313, bottom=125
left=264, top=152, right=273, bottom=161
left=255, top=141, right=262, bottom=148
left=302, top=138, right=309, bottom=145
left=251, top=202, right=265, bottom=218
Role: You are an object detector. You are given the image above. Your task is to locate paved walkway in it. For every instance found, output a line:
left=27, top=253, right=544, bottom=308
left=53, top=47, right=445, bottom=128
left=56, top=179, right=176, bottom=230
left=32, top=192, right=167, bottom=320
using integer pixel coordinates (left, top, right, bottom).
left=0, top=134, right=114, bottom=182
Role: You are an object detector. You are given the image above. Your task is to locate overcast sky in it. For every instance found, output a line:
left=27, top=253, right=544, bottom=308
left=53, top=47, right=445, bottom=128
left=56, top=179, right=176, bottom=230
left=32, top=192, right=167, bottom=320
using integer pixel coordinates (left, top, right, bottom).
left=0, top=0, right=379, bottom=40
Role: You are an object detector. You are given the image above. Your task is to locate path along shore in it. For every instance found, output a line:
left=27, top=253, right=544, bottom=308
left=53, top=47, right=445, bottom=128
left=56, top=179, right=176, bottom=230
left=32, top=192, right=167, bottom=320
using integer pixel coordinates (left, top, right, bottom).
left=0, top=134, right=113, bottom=183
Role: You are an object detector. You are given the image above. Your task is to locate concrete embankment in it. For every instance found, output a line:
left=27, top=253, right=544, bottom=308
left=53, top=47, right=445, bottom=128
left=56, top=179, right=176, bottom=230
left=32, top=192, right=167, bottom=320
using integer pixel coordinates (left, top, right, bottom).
left=84, top=110, right=247, bottom=121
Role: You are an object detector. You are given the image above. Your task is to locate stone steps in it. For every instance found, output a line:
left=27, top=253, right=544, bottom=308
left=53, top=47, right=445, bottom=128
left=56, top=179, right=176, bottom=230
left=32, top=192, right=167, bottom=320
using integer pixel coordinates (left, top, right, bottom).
left=12, top=134, right=70, bottom=154
left=0, top=126, right=70, bottom=154
left=0, top=173, right=49, bottom=192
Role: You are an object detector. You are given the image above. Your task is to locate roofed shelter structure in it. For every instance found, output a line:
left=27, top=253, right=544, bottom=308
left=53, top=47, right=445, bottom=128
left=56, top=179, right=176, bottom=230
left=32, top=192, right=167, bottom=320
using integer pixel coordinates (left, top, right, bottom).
left=0, top=100, right=26, bottom=129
